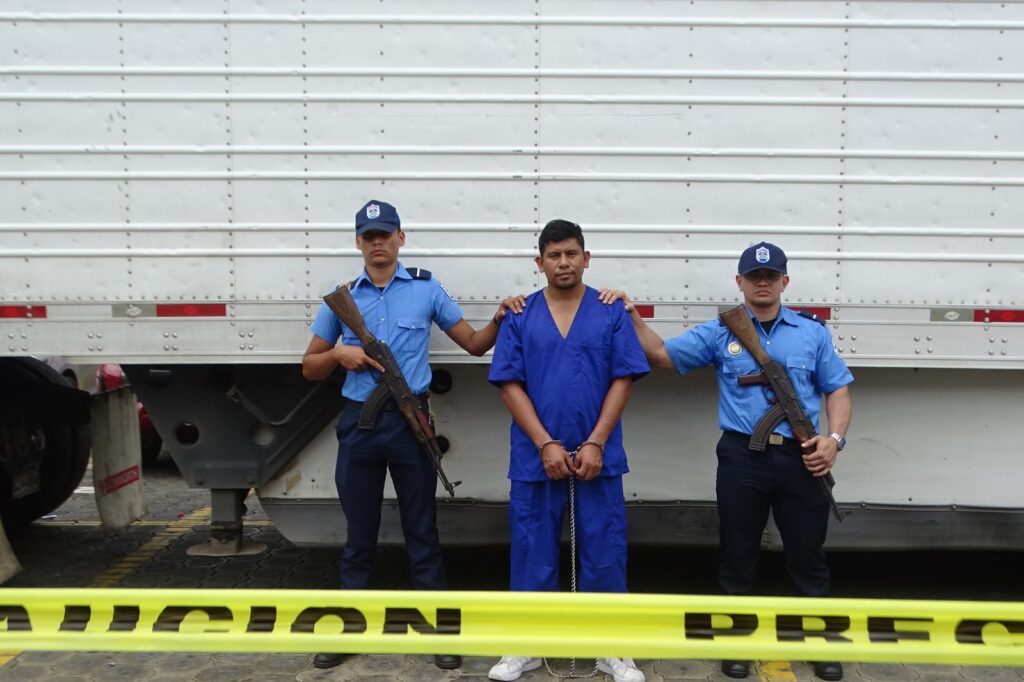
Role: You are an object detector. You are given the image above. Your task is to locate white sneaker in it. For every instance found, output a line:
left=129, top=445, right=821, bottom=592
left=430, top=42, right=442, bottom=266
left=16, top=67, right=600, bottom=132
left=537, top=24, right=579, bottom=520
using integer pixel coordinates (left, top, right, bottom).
left=597, top=657, right=645, bottom=682
left=488, top=656, right=542, bottom=681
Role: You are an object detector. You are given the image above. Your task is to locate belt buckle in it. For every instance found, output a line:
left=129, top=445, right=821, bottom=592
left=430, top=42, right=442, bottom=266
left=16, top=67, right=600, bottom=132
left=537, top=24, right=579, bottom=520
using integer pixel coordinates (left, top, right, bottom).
left=768, top=433, right=784, bottom=446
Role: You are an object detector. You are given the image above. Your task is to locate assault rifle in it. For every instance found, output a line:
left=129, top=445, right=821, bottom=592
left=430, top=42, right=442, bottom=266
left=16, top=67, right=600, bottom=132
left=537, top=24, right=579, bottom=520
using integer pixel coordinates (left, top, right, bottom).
left=323, top=285, right=461, bottom=497
left=719, top=305, right=847, bottom=522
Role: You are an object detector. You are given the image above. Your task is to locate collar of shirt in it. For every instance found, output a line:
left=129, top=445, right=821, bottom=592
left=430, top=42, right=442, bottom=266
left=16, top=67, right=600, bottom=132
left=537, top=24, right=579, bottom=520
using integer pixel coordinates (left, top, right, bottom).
left=351, top=261, right=411, bottom=293
left=744, top=304, right=801, bottom=329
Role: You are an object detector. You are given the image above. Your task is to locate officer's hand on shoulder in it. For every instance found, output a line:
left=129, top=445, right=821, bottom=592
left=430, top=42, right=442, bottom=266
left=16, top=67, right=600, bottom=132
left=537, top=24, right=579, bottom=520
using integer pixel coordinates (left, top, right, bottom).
left=496, top=294, right=528, bottom=321
left=333, top=345, right=385, bottom=373
left=597, top=288, right=633, bottom=312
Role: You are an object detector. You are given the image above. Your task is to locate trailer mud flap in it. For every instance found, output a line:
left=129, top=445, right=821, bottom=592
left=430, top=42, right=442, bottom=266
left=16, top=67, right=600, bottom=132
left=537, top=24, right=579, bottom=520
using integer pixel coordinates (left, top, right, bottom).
left=90, top=387, right=146, bottom=530
left=0, top=514, right=22, bottom=584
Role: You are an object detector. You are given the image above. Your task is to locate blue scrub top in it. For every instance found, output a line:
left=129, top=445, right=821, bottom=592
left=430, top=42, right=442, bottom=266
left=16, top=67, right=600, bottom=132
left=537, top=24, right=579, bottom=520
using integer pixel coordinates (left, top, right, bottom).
left=309, top=262, right=464, bottom=401
left=489, top=287, right=650, bottom=482
left=664, top=306, right=853, bottom=438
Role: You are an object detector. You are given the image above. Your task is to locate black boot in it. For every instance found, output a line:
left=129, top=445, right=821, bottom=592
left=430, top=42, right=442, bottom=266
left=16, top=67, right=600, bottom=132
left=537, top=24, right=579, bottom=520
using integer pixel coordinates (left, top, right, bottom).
left=312, top=653, right=350, bottom=669
left=812, top=661, right=843, bottom=681
left=434, top=654, right=462, bottom=670
left=721, top=660, right=750, bottom=679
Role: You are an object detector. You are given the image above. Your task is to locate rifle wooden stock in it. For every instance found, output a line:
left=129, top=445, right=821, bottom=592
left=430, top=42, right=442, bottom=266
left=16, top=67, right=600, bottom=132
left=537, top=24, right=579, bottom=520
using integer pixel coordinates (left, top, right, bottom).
left=719, top=305, right=846, bottom=522
left=322, top=285, right=461, bottom=497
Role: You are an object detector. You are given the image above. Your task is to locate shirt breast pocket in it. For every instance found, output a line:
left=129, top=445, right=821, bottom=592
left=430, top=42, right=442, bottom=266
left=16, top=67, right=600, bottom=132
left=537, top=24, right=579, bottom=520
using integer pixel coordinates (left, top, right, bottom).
left=785, top=355, right=816, bottom=391
left=723, top=356, right=759, bottom=377
left=394, top=318, right=429, bottom=355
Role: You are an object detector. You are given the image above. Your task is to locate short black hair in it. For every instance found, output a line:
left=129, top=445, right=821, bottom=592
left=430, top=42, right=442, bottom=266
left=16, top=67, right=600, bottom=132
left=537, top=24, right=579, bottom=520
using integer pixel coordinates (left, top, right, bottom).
left=538, top=219, right=584, bottom=255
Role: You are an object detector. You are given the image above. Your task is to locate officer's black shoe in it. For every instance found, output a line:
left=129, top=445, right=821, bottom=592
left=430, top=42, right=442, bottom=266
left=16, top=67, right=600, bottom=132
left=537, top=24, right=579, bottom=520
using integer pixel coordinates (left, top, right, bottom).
left=312, top=652, right=350, bottom=669
left=720, top=660, right=750, bottom=679
left=812, top=661, right=843, bottom=681
left=434, top=654, right=462, bottom=670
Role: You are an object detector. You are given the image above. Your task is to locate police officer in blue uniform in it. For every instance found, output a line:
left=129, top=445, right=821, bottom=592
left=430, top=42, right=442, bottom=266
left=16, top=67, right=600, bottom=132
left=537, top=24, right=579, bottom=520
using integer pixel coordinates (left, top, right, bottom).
left=302, top=200, right=520, bottom=671
left=604, top=242, right=852, bottom=681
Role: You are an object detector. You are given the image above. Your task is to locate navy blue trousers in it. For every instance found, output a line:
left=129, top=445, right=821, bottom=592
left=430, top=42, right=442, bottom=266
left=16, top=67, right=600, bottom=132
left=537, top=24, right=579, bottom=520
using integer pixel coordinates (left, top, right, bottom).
left=716, top=431, right=830, bottom=597
left=509, top=476, right=628, bottom=593
left=334, top=402, right=446, bottom=591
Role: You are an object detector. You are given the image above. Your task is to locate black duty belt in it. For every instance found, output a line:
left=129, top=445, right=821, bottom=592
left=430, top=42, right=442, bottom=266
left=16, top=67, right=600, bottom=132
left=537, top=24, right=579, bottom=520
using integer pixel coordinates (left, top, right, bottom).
left=724, top=430, right=800, bottom=450
left=348, top=391, right=429, bottom=430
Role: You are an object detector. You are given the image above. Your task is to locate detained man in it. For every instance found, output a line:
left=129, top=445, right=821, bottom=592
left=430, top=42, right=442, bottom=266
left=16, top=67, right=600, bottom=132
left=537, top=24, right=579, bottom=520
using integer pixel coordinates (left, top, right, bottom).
left=486, top=219, right=650, bottom=682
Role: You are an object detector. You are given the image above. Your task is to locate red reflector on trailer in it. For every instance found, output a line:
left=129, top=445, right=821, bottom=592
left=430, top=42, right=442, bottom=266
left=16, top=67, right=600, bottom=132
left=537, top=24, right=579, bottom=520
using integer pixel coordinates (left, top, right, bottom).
left=0, top=305, right=47, bottom=319
left=156, top=304, right=227, bottom=317
left=634, top=304, right=654, bottom=319
left=974, top=309, right=1024, bottom=323
left=789, top=306, right=831, bottom=321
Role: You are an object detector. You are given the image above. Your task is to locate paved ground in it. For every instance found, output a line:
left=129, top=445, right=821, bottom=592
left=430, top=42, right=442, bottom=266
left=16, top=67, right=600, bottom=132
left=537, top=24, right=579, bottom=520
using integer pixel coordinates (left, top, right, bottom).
left=1, top=459, right=1022, bottom=681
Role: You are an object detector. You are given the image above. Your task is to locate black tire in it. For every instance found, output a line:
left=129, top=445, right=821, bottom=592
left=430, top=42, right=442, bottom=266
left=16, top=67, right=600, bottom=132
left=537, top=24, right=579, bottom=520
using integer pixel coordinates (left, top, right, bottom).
left=140, top=430, right=163, bottom=468
left=0, top=358, right=92, bottom=528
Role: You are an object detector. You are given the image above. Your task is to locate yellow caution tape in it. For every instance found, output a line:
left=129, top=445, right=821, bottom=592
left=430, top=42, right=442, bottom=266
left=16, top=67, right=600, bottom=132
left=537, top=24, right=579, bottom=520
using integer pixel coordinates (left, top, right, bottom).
left=1, top=589, right=1022, bottom=665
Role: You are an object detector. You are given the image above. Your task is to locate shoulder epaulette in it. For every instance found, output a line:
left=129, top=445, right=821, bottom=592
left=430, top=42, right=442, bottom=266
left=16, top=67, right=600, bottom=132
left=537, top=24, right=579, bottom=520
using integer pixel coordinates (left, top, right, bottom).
left=407, top=267, right=433, bottom=280
left=797, top=309, right=827, bottom=325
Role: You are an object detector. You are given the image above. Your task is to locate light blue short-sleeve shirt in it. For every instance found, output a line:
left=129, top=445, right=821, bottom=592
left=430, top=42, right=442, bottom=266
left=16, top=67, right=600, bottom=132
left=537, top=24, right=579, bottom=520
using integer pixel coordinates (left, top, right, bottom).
left=664, top=306, right=853, bottom=437
left=309, top=262, right=464, bottom=401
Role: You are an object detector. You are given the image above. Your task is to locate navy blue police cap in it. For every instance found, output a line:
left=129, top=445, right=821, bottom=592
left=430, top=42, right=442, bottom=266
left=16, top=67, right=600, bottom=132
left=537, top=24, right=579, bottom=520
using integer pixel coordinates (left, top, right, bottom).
left=355, top=200, right=401, bottom=236
left=738, top=241, right=787, bottom=275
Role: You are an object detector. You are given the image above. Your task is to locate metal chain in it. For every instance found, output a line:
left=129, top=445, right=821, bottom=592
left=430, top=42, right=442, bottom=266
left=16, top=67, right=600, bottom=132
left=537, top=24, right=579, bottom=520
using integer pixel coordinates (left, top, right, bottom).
left=544, top=448, right=599, bottom=680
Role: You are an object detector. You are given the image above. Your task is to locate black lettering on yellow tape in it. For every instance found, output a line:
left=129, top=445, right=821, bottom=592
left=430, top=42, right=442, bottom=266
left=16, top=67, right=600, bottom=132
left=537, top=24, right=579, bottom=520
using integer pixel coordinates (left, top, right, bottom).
left=0, top=605, right=31, bottom=631
left=685, top=613, right=757, bottom=640
left=776, top=615, right=852, bottom=643
left=291, top=607, right=367, bottom=634
left=154, top=606, right=232, bottom=633
left=383, top=608, right=460, bottom=635
left=868, top=617, right=932, bottom=643
left=2, top=590, right=1023, bottom=666
left=956, top=619, right=1024, bottom=645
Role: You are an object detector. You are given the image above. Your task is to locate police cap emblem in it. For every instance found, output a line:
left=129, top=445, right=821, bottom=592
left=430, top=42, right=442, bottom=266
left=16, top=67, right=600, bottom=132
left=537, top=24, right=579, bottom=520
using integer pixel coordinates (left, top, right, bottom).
left=728, top=341, right=743, bottom=356
left=366, top=203, right=380, bottom=220
left=755, top=246, right=770, bottom=264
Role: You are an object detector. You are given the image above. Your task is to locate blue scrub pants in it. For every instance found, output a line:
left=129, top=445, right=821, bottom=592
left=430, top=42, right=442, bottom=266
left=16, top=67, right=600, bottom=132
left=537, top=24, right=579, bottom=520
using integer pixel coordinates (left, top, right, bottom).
left=509, top=476, right=628, bottom=593
left=716, top=430, right=830, bottom=597
left=334, top=402, right=446, bottom=591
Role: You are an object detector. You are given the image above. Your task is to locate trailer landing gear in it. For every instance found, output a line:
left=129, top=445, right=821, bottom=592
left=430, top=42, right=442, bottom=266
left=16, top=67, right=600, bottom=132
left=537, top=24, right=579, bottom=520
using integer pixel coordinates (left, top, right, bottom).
left=187, top=488, right=265, bottom=556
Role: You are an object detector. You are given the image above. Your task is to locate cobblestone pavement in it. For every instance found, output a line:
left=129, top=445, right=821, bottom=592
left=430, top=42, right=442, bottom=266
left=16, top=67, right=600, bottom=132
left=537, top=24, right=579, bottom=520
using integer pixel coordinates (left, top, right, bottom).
left=1, top=460, right=1022, bottom=681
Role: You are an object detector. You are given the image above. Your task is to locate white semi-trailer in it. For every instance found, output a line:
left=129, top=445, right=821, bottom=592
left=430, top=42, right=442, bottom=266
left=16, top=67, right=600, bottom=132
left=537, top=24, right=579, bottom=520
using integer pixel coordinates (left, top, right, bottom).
left=1, top=1, right=1022, bottom=557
